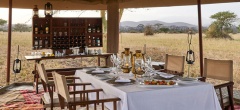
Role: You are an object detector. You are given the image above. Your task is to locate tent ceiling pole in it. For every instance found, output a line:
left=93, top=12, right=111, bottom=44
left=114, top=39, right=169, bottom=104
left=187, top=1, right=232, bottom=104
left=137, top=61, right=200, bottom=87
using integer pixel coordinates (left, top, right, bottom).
left=107, top=1, right=119, bottom=64
left=197, top=0, right=203, bottom=76
left=7, top=0, right=12, bottom=85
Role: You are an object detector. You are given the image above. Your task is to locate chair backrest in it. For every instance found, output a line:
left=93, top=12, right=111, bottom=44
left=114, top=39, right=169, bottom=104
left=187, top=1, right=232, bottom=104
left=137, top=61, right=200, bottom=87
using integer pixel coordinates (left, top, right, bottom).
left=203, top=58, right=233, bottom=81
left=52, top=72, right=71, bottom=102
left=164, top=54, right=185, bottom=73
left=37, top=63, right=49, bottom=84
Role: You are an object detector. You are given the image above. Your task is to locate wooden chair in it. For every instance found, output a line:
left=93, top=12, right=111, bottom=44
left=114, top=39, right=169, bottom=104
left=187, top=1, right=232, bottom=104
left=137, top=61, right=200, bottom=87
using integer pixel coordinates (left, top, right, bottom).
left=161, top=54, right=185, bottom=76
left=37, top=63, right=92, bottom=110
left=202, top=58, right=234, bottom=110
left=52, top=72, right=121, bottom=110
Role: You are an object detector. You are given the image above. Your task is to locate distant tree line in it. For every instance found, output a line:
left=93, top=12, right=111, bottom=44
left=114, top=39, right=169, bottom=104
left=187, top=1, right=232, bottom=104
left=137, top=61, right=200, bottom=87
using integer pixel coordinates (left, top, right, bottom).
left=120, top=23, right=198, bottom=35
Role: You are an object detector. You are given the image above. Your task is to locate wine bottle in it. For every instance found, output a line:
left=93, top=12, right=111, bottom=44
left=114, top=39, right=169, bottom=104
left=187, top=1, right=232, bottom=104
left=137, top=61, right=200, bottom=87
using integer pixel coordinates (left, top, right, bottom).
left=64, top=28, right=68, bottom=36
left=96, top=37, right=100, bottom=46
left=39, top=25, right=44, bottom=34
left=45, top=37, right=48, bottom=48
left=39, top=37, right=42, bottom=48
left=88, top=24, right=91, bottom=33
left=92, top=37, right=95, bottom=46
left=92, top=24, right=96, bottom=33
left=45, top=21, right=49, bottom=34
left=88, top=36, right=91, bottom=46
left=34, top=23, right=38, bottom=34
left=34, top=36, right=38, bottom=46
left=96, top=25, right=100, bottom=33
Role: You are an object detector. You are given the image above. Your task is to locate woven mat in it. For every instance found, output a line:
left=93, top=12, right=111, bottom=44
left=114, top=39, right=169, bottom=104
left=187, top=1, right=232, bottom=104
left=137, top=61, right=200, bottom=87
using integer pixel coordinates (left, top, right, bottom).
left=0, top=90, right=43, bottom=110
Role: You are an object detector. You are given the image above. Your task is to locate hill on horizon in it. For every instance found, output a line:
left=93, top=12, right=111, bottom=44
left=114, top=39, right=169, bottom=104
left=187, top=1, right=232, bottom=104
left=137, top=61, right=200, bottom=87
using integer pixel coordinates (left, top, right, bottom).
left=120, top=20, right=197, bottom=28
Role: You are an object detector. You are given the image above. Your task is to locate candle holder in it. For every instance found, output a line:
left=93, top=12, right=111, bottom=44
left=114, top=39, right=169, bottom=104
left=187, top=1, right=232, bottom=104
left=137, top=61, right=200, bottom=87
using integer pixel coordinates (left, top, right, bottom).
left=44, top=2, right=53, bottom=18
left=121, top=48, right=133, bottom=73
left=33, top=5, right=39, bottom=18
left=132, top=50, right=145, bottom=76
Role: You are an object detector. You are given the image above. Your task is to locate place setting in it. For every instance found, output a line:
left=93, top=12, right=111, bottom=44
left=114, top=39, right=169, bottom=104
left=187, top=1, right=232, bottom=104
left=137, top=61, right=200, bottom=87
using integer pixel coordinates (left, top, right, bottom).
left=85, top=67, right=111, bottom=74
left=106, top=76, right=135, bottom=86
left=176, top=77, right=200, bottom=85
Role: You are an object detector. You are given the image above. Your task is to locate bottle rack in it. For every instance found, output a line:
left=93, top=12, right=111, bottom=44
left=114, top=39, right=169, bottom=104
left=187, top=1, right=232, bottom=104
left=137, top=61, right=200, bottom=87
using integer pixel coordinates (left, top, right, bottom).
left=32, top=17, right=102, bottom=54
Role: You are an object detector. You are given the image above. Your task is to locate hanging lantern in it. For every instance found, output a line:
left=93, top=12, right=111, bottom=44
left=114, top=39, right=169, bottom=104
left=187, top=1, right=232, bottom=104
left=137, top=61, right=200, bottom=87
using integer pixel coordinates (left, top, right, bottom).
left=33, top=5, right=39, bottom=18
left=132, top=50, right=145, bottom=77
left=186, top=30, right=195, bottom=78
left=121, top=48, right=133, bottom=73
left=13, top=45, right=21, bottom=74
left=186, top=50, right=195, bottom=64
left=44, top=2, right=53, bottom=17
left=13, top=58, right=21, bottom=73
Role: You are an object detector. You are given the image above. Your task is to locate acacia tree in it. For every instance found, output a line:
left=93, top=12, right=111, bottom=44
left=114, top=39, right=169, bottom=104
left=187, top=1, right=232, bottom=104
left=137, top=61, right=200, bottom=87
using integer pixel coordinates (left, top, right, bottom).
left=0, top=19, right=7, bottom=26
left=0, top=19, right=7, bottom=31
left=13, top=23, right=30, bottom=32
left=206, top=11, right=237, bottom=39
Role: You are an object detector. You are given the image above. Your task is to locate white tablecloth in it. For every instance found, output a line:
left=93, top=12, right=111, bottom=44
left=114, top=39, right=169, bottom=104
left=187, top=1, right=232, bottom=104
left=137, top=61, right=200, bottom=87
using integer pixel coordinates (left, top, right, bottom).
left=75, top=70, right=221, bottom=110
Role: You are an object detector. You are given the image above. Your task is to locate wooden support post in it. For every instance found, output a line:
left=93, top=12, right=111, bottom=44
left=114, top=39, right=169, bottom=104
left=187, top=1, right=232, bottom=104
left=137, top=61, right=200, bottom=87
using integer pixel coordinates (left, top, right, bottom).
left=107, top=1, right=119, bottom=66
left=197, top=0, right=204, bottom=77
left=7, top=0, right=12, bottom=85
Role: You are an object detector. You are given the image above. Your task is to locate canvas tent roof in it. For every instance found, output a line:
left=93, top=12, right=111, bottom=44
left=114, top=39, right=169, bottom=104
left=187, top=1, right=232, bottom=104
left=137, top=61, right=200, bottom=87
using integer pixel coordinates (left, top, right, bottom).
left=0, top=0, right=239, bottom=10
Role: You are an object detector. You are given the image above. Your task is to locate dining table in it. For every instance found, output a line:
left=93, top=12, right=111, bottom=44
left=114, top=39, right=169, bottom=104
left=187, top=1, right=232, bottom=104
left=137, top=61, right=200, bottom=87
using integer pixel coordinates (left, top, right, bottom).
left=74, top=68, right=221, bottom=110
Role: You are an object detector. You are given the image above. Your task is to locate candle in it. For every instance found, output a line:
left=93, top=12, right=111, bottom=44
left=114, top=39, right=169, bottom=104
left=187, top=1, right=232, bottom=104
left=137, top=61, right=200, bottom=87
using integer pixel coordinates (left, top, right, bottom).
left=125, top=63, right=129, bottom=67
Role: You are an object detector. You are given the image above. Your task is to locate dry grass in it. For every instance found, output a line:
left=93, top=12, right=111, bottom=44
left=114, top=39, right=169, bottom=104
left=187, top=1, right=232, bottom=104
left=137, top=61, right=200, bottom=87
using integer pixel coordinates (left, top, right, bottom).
left=119, top=33, right=240, bottom=89
left=0, top=32, right=240, bottom=90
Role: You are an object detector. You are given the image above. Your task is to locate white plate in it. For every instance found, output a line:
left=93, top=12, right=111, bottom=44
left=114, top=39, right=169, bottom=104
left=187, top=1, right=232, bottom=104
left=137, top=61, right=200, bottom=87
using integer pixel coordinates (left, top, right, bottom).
left=159, top=73, right=175, bottom=78
left=99, top=68, right=111, bottom=71
left=91, top=70, right=105, bottom=74
left=179, top=77, right=197, bottom=81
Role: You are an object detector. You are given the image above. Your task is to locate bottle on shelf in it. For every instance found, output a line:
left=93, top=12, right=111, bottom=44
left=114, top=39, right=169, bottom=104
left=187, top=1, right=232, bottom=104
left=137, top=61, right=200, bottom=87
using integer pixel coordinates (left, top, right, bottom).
left=39, top=25, right=44, bottom=34
left=88, top=36, right=91, bottom=46
left=92, top=24, right=96, bottom=33
left=96, top=37, right=100, bottom=46
left=45, top=21, right=49, bottom=34
left=96, top=25, right=101, bottom=33
left=64, top=28, right=68, bottom=36
left=34, top=36, right=38, bottom=47
left=92, top=37, right=95, bottom=46
left=34, top=23, right=38, bottom=34
left=87, top=24, right=91, bottom=33
left=39, top=37, right=42, bottom=48
left=45, top=37, right=48, bottom=48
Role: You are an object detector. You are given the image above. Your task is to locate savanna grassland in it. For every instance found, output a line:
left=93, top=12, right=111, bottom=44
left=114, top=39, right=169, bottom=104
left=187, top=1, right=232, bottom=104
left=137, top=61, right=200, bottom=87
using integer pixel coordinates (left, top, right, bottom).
left=0, top=32, right=240, bottom=89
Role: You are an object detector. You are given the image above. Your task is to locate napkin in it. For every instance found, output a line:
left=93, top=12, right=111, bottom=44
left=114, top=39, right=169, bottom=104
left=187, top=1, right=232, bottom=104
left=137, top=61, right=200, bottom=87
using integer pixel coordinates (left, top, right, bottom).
left=115, top=77, right=131, bottom=82
left=92, top=70, right=105, bottom=74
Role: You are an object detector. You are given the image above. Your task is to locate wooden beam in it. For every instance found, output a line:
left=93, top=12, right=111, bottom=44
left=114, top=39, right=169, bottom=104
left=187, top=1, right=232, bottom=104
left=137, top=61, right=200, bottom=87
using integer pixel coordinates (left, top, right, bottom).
left=7, top=0, right=12, bottom=85
left=107, top=1, right=119, bottom=54
left=197, top=0, right=204, bottom=76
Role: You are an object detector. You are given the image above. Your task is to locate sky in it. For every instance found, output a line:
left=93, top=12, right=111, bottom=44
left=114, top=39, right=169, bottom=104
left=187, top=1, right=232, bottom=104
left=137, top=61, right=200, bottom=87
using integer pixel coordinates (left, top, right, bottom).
left=0, top=2, right=240, bottom=26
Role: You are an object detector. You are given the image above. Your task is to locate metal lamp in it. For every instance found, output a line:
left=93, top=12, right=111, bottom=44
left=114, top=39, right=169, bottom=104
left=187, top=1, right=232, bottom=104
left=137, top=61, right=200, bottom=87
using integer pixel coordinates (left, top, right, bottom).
left=121, top=48, right=133, bottom=73
left=186, top=50, right=195, bottom=65
left=186, top=30, right=195, bottom=77
left=33, top=5, right=39, bottom=18
left=44, top=2, right=53, bottom=17
left=13, top=45, right=21, bottom=74
left=132, top=50, right=145, bottom=77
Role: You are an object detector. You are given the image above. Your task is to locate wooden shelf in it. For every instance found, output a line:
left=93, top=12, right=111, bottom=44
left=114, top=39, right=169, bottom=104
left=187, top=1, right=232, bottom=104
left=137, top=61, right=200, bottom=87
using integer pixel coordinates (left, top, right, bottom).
left=32, top=17, right=102, bottom=54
